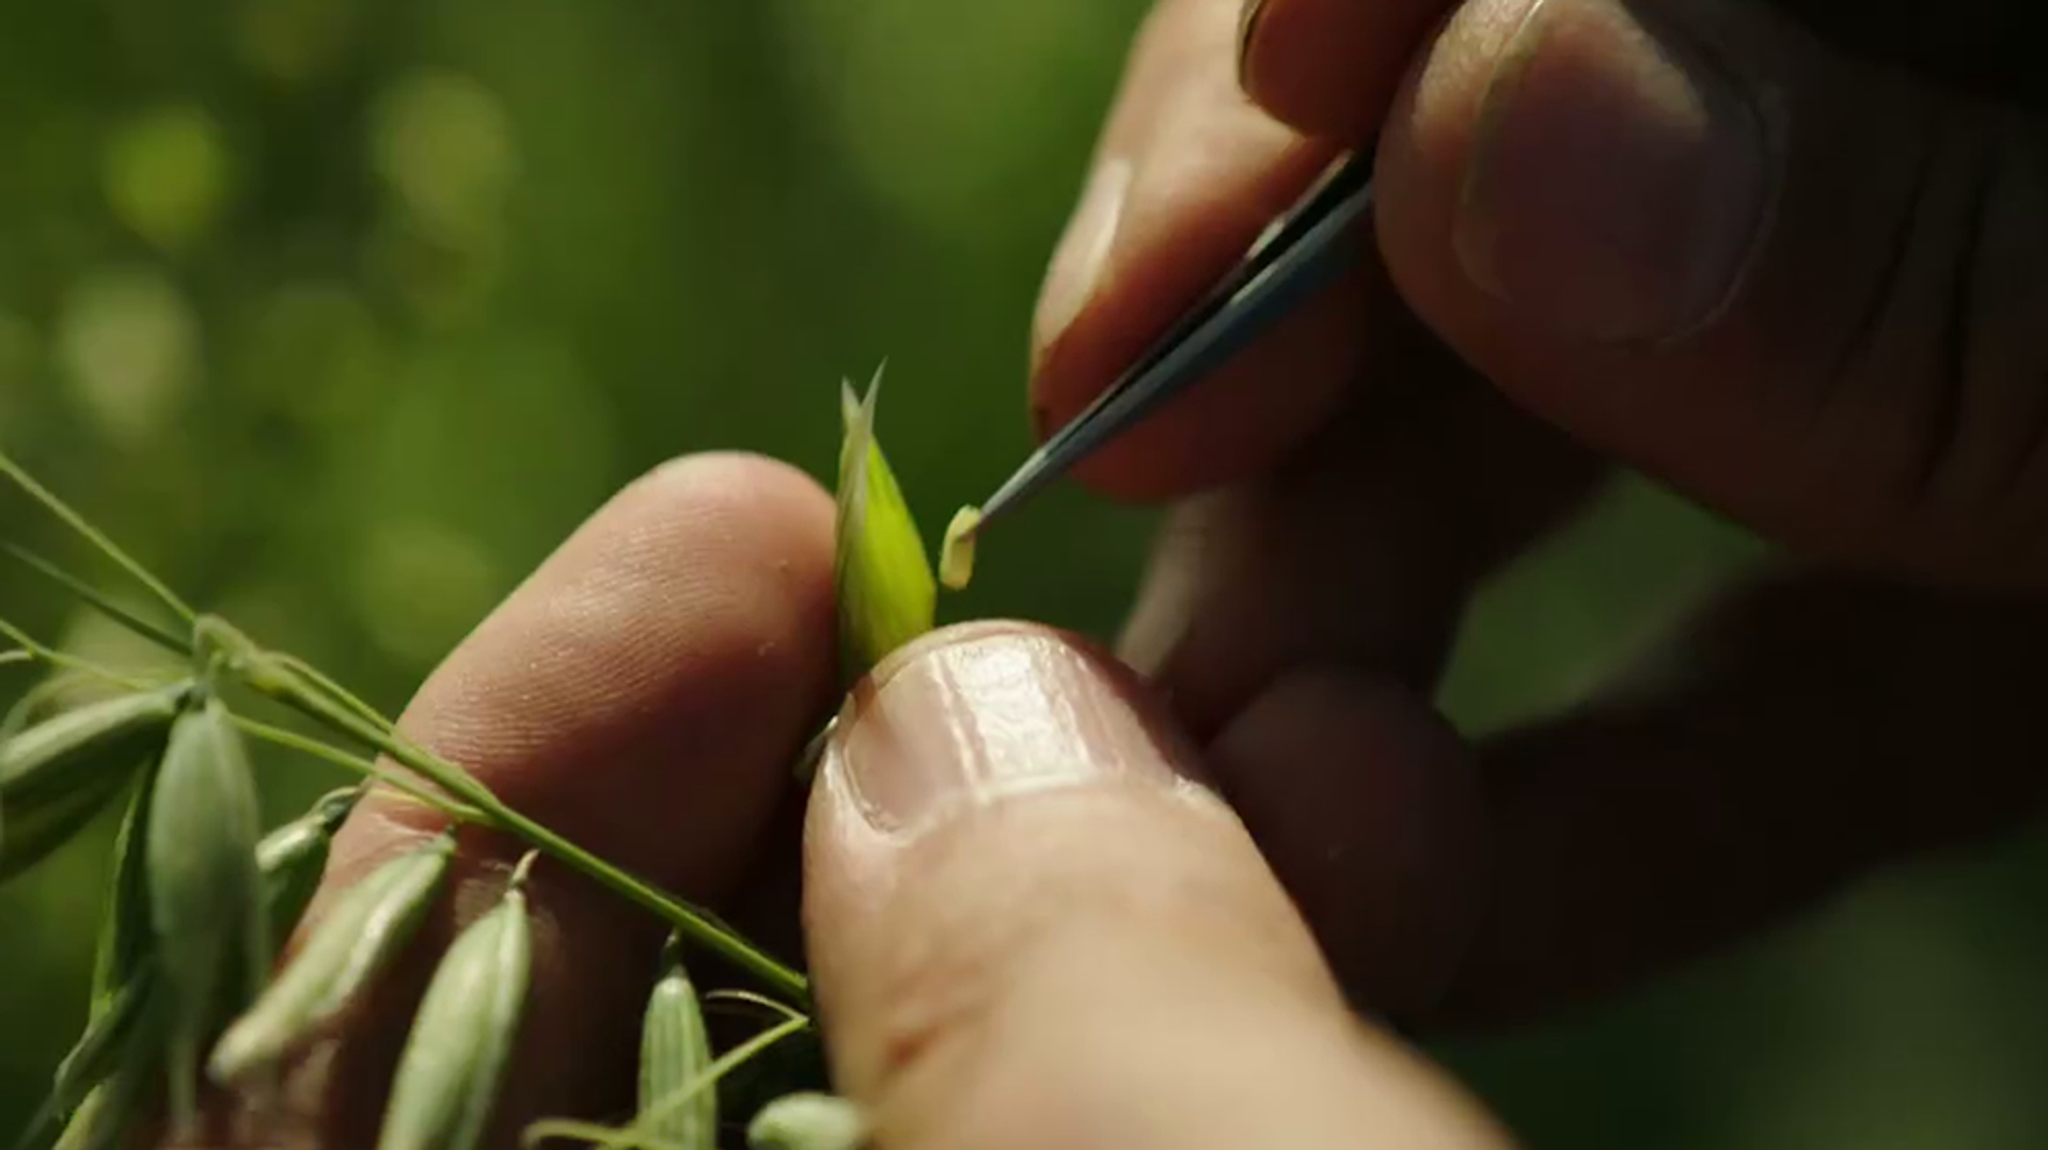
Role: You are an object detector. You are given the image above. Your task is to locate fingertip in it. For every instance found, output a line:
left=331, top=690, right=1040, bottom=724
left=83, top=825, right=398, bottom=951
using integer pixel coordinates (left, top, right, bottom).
left=1240, top=0, right=1452, bottom=142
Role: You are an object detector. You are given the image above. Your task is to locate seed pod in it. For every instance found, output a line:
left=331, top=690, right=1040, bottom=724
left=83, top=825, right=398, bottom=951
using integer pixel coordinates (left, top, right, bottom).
left=255, top=785, right=361, bottom=946
left=746, top=1093, right=868, bottom=1150
left=834, top=370, right=937, bottom=681
left=145, top=694, right=269, bottom=1136
left=0, top=684, right=184, bottom=884
left=637, top=935, right=714, bottom=1150
left=211, top=830, right=454, bottom=1085
left=375, top=852, right=535, bottom=1150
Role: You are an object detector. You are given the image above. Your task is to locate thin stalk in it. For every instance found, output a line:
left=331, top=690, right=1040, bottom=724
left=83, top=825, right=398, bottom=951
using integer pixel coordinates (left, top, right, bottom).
left=231, top=715, right=482, bottom=822
left=244, top=659, right=811, bottom=1005
left=1, top=542, right=191, bottom=656
left=0, top=649, right=30, bottom=668
left=703, top=989, right=809, bottom=1023
left=272, top=652, right=396, bottom=734
left=0, top=449, right=196, bottom=623
left=0, top=617, right=159, bottom=692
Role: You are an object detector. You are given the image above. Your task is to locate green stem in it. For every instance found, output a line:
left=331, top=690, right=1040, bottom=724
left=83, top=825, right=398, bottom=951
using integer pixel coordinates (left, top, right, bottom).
left=271, top=652, right=395, bottom=734
left=238, top=655, right=811, bottom=1006
left=0, top=617, right=160, bottom=692
left=0, top=449, right=197, bottom=623
left=232, top=715, right=483, bottom=822
left=0, top=542, right=191, bottom=657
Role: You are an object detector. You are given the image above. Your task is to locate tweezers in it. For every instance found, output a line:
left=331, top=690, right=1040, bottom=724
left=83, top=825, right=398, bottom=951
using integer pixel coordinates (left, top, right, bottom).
left=966, top=149, right=1376, bottom=537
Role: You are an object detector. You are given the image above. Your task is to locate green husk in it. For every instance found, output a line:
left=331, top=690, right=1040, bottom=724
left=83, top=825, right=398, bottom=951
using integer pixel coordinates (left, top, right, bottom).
left=0, top=684, right=185, bottom=884
left=376, top=852, right=536, bottom=1150
left=145, top=694, right=269, bottom=1136
left=210, top=830, right=453, bottom=1085
left=255, top=785, right=362, bottom=947
left=834, top=369, right=937, bottom=681
left=745, top=1093, right=868, bottom=1150
left=637, top=935, right=715, bottom=1150
left=19, top=787, right=357, bottom=1150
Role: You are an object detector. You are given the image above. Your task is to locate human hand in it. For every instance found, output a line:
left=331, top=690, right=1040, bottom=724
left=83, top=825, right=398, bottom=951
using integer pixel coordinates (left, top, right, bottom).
left=1027, top=0, right=2048, bottom=1026
left=165, top=455, right=1517, bottom=1149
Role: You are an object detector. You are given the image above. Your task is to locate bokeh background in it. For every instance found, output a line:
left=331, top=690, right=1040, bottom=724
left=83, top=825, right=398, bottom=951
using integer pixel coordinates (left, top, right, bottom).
left=4, top=0, right=2047, bottom=1145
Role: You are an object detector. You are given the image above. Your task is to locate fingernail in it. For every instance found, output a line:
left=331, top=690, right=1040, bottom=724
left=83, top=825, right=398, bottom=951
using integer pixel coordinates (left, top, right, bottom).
left=1033, top=158, right=1133, bottom=355
left=827, top=628, right=1182, bottom=837
left=1454, top=0, right=1772, bottom=343
left=1236, top=0, right=1274, bottom=95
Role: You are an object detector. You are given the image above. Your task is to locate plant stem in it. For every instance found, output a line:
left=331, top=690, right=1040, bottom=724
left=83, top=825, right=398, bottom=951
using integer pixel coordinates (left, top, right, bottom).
left=0, top=542, right=191, bottom=656
left=0, top=449, right=197, bottom=623
left=232, top=715, right=482, bottom=822
left=271, top=652, right=395, bottom=734
left=238, top=654, right=812, bottom=1006
left=0, top=617, right=161, bottom=692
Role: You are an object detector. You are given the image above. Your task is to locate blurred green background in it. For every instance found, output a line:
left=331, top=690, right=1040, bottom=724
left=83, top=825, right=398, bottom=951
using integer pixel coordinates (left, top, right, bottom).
left=3, top=0, right=2046, bottom=1145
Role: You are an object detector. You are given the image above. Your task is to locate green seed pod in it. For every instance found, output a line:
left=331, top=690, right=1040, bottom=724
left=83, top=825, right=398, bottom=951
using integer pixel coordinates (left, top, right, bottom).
left=834, top=370, right=937, bottom=682
left=210, top=830, right=454, bottom=1085
left=255, top=785, right=361, bottom=947
left=0, top=684, right=184, bottom=884
left=746, top=1093, right=868, bottom=1150
left=375, top=852, right=535, bottom=1150
left=145, top=694, right=269, bottom=1136
left=637, top=935, right=714, bottom=1150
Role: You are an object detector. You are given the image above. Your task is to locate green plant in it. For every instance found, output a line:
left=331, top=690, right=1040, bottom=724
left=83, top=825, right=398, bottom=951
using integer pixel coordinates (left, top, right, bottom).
left=0, top=369, right=971, bottom=1149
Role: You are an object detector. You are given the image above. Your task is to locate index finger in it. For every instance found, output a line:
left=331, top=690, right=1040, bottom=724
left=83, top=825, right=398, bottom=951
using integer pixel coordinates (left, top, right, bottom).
left=189, top=453, right=837, bottom=1146
left=1030, top=0, right=1440, bottom=501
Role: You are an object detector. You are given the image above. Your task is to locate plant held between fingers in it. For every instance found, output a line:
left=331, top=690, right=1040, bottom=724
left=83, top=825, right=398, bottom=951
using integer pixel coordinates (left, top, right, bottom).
left=0, top=369, right=983, bottom=1150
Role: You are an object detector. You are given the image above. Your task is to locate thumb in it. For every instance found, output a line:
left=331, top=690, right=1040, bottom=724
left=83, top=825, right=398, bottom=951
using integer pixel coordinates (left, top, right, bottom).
left=1265, top=0, right=2048, bottom=586
left=801, top=623, right=1510, bottom=1150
